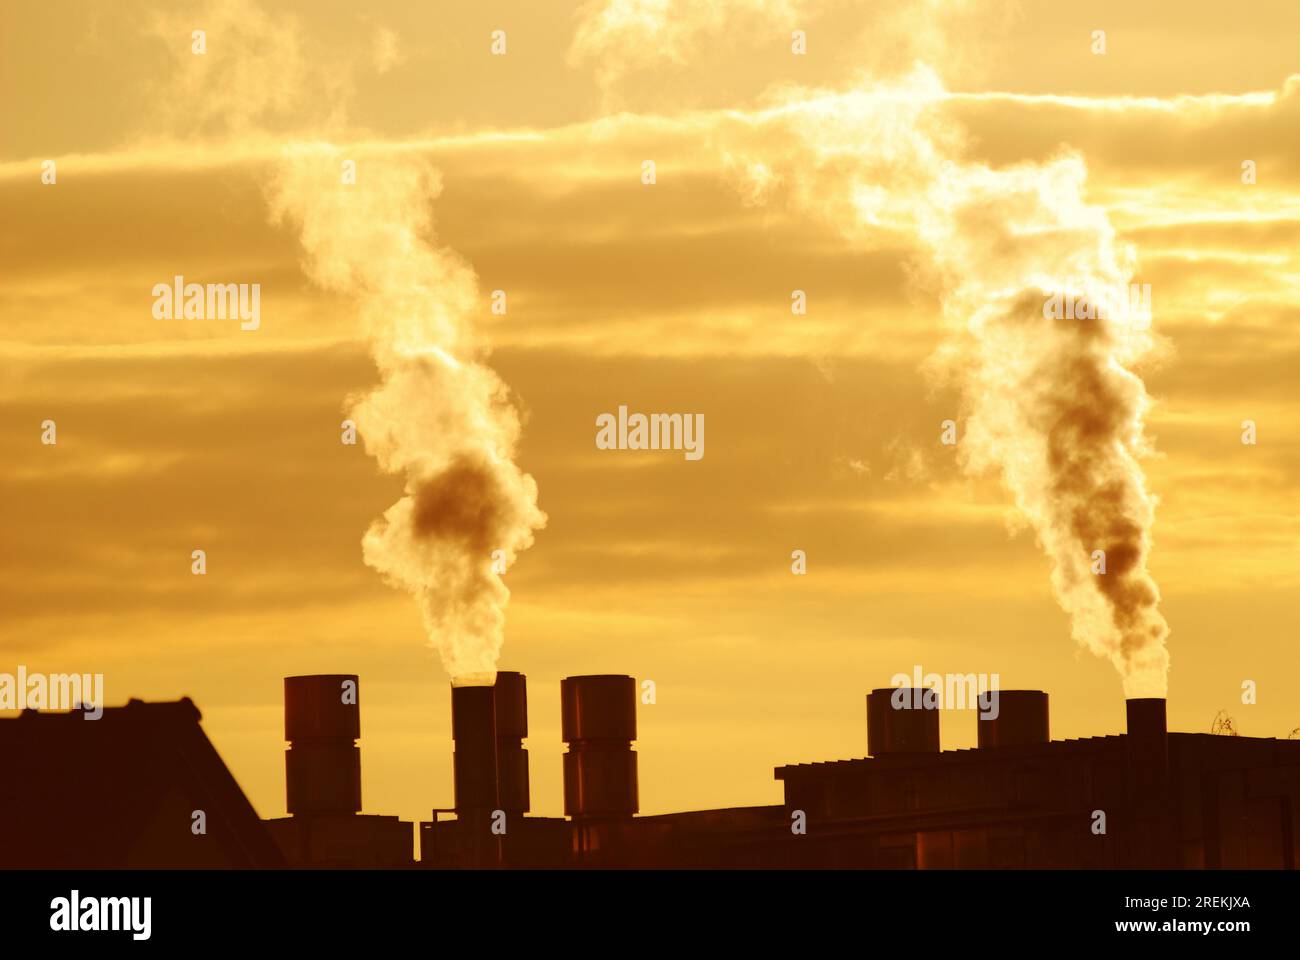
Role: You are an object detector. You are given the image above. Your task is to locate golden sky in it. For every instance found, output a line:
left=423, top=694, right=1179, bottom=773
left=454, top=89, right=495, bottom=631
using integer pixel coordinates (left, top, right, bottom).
left=3, top=0, right=1299, bottom=824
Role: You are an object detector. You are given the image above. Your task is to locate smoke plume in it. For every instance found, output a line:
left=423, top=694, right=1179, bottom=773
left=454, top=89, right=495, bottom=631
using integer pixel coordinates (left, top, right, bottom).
left=146, top=0, right=543, bottom=686
left=724, top=67, right=1170, bottom=695
left=268, top=151, right=546, bottom=685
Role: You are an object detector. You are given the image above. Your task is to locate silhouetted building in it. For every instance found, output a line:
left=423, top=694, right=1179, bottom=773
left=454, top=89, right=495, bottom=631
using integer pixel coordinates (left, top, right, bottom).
left=4, top=674, right=1297, bottom=869
left=774, top=691, right=1300, bottom=868
left=422, top=678, right=1300, bottom=869
left=0, top=698, right=283, bottom=867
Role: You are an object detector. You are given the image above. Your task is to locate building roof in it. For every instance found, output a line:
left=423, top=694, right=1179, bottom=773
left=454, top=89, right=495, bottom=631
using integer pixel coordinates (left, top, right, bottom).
left=774, top=731, right=1300, bottom=779
left=0, top=698, right=283, bottom=867
left=774, top=734, right=1128, bottom=778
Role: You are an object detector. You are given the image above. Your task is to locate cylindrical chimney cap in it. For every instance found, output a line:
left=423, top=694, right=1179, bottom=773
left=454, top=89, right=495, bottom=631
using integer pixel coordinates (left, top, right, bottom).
left=494, top=671, right=528, bottom=740
left=867, top=687, right=940, bottom=755
left=976, top=690, right=1050, bottom=748
left=561, top=675, right=637, bottom=743
left=284, top=675, right=359, bottom=742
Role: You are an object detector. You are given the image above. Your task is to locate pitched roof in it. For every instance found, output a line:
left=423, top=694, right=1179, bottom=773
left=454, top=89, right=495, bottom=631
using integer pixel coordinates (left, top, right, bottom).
left=0, top=698, right=283, bottom=867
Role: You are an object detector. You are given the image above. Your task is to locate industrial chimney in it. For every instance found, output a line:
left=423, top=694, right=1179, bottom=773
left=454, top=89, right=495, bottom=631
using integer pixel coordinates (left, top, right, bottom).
left=1125, top=697, right=1169, bottom=784
left=451, top=684, right=499, bottom=815
left=493, top=671, right=529, bottom=816
left=284, top=674, right=361, bottom=816
left=866, top=687, right=940, bottom=755
left=561, top=675, right=638, bottom=819
left=1123, top=696, right=1174, bottom=865
left=976, top=690, right=1050, bottom=748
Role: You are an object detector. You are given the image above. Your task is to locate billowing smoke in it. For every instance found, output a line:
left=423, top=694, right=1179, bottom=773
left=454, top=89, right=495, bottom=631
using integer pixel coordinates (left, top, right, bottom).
left=723, top=67, right=1170, bottom=695
left=145, top=1, right=542, bottom=685
left=910, top=123, right=1170, bottom=696
left=268, top=151, right=546, bottom=685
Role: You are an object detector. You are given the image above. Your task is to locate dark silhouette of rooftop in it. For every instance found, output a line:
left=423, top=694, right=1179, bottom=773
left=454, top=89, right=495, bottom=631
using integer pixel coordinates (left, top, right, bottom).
left=3, top=677, right=1299, bottom=869
left=0, top=698, right=283, bottom=868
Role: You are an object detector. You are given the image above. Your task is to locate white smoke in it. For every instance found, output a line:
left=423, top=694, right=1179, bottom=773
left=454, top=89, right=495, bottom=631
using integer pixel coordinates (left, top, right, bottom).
left=145, top=0, right=545, bottom=687
left=718, top=67, right=1170, bottom=695
left=267, top=150, right=546, bottom=685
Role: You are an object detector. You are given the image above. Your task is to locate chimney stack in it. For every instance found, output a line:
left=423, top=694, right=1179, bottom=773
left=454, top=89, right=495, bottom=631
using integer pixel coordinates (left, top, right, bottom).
left=976, top=690, right=1050, bottom=748
left=493, top=671, right=529, bottom=816
left=867, top=687, right=940, bottom=755
left=1125, top=697, right=1169, bottom=783
left=1124, top=697, right=1173, bottom=865
left=284, top=674, right=361, bottom=816
left=451, top=684, right=499, bottom=815
left=561, top=675, right=638, bottom=819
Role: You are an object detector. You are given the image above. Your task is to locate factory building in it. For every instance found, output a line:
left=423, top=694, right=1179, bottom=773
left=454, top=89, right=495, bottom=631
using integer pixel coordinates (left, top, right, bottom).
left=412, top=673, right=1300, bottom=868
left=3, top=671, right=1297, bottom=868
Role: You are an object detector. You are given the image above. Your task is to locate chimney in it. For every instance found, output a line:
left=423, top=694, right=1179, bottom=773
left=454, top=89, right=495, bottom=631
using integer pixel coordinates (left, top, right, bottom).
left=284, top=674, right=361, bottom=816
left=451, top=684, right=499, bottom=815
left=1125, top=697, right=1169, bottom=783
left=561, top=675, right=638, bottom=819
left=1124, top=697, right=1173, bottom=864
left=976, top=690, right=1050, bottom=748
left=493, top=671, right=529, bottom=816
left=867, top=687, right=940, bottom=755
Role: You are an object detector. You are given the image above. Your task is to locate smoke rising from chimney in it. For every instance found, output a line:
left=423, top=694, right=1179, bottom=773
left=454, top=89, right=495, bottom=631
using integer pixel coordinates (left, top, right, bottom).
left=915, top=119, right=1170, bottom=698
left=721, top=67, right=1170, bottom=695
left=146, top=2, right=545, bottom=685
left=268, top=152, right=546, bottom=685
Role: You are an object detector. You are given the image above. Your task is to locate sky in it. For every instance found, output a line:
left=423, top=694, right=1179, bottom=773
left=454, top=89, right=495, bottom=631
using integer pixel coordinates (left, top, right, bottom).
left=2, top=0, right=1299, bottom=826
